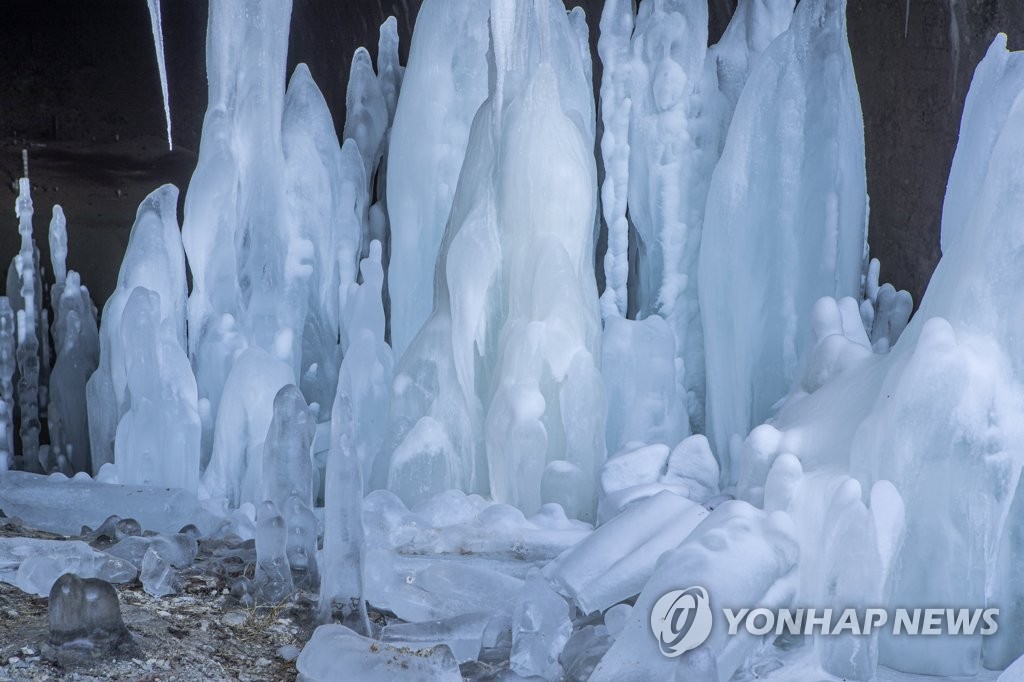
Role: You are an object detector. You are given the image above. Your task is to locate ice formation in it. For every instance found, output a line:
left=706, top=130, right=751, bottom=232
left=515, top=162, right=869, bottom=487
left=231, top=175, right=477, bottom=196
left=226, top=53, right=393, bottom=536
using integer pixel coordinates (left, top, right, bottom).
left=5, top=0, right=1024, bottom=680
left=146, top=0, right=172, bottom=150
left=48, top=573, right=130, bottom=649
left=700, top=0, right=867, bottom=483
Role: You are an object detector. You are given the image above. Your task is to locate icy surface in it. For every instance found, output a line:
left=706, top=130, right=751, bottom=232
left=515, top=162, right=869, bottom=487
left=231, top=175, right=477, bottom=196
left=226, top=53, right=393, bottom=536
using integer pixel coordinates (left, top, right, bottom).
left=297, top=624, right=461, bottom=681
left=386, top=0, right=490, bottom=360
left=700, top=0, right=867, bottom=483
left=0, top=538, right=136, bottom=597
left=0, top=471, right=220, bottom=536
left=87, top=185, right=187, bottom=475
left=384, top=0, right=604, bottom=519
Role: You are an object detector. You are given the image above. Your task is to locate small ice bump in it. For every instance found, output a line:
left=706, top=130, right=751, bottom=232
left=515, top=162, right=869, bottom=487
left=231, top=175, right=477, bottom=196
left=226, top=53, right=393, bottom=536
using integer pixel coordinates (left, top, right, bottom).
left=48, top=573, right=129, bottom=649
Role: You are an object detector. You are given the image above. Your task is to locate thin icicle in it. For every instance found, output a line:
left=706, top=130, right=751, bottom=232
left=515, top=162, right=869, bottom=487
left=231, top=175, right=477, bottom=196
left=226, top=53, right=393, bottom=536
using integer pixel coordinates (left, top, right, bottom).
left=146, top=0, right=173, bottom=150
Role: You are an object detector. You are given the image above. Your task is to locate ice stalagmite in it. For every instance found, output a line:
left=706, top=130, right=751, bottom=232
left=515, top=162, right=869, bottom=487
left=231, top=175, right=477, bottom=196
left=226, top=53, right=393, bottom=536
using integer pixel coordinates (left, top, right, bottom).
left=382, top=0, right=604, bottom=519
left=320, top=393, right=369, bottom=629
left=377, top=17, right=403, bottom=124
left=12, top=178, right=41, bottom=473
left=182, top=0, right=293, bottom=464
left=262, top=385, right=316, bottom=509
left=321, top=243, right=390, bottom=627
left=49, top=272, right=99, bottom=475
left=201, top=348, right=293, bottom=507
left=282, top=63, right=354, bottom=408
left=339, top=241, right=392, bottom=489
left=386, top=0, right=490, bottom=359
left=597, top=0, right=634, bottom=320
left=0, top=299, right=13, bottom=470
left=87, top=184, right=187, bottom=474
left=700, top=0, right=867, bottom=484
left=941, top=34, right=1024, bottom=255
left=625, top=0, right=715, bottom=441
left=114, top=287, right=200, bottom=492
left=48, top=206, right=68, bottom=304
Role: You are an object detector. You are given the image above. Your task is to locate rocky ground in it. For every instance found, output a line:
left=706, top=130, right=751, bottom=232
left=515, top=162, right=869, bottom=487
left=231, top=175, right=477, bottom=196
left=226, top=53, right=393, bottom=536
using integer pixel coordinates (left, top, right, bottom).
left=0, top=519, right=312, bottom=682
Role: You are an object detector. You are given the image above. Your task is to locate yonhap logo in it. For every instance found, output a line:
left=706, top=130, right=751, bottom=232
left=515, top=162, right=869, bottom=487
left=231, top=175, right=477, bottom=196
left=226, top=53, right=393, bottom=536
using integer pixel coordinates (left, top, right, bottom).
left=650, top=586, right=714, bottom=657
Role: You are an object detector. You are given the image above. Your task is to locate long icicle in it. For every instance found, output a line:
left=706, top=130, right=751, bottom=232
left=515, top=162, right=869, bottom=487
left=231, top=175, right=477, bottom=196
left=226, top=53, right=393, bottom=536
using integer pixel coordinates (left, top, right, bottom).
left=147, top=0, right=173, bottom=150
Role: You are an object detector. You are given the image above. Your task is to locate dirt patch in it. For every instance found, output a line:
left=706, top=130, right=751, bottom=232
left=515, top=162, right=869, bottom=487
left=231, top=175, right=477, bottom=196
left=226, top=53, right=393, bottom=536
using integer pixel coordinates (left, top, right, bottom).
left=0, top=520, right=314, bottom=682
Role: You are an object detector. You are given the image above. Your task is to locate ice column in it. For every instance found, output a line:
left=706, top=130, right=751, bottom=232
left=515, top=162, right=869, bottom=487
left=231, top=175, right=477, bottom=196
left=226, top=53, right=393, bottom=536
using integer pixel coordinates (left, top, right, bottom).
left=700, top=0, right=867, bottom=483
left=597, top=0, right=634, bottom=320
left=13, top=178, right=41, bottom=472
left=383, top=0, right=604, bottom=519
left=113, top=286, right=200, bottom=493
left=49, top=272, right=99, bottom=474
left=87, top=184, right=187, bottom=474
left=386, top=0, right=490, bottom=359
left=182, top=0, right=293, bottom=463
left=0, top=299, right=14, bottom=470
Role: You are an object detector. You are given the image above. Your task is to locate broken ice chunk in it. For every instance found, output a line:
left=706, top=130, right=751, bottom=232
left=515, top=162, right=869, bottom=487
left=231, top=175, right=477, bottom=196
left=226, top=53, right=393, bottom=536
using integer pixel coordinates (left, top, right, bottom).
left=297, top=624, right=460, bottom=681
left=546, top=491, right=708, bottom=614
left=3, top=538, right=137, bottom=597
left=510, top=571, right=573, bottom=680
left=0, top=471, right=220, bottom=536
left=591, top=501, right=799, bottom=681
left=381, top=611, right=491, bottom=663
left=140, top=547, right=176, bottom=598
left=48, top=573, right=130, bottom=649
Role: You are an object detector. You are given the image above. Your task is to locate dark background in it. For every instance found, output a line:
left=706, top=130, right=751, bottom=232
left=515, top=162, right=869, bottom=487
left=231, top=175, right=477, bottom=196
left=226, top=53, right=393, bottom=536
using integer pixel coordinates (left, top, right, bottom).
left=1, top=0, right=1022, bottom=309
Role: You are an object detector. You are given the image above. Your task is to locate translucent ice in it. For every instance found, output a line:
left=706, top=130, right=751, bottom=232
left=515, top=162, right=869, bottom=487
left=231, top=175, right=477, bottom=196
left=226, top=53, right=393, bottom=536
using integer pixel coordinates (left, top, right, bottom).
left=113, top=287, right=200, bottom=492
left=261, top=385, right=316, bottom=509
left=0, top=470, right=220, bottom=536
left=48, top=573, right=129, bottom=649
left=1, top=538, right=137, bottom=597
left=386, top=0, right=490, bottom=359
left=254, top=500, right=293, bottom=604
left=591, top=502, right=799, bottom=682
left=87, top=185, right=187, bottom=474
left=201, top=348, right=294, bottom=506
left=140, top=546, right=176, bottom=597
left=297, top=624, right=461, bottom=681
left=48, top=272, right=99, bottom=474
left=700, top=0, right=867, bottom=484
left=318, top=393, right=367, bottom=625
left=283, top=493, right=319, bottom=592
left=381, top=612, right=491, bottom=663
left=546, top=490, right=709, bottom=615
left=510, top=571, right=573, bottom=679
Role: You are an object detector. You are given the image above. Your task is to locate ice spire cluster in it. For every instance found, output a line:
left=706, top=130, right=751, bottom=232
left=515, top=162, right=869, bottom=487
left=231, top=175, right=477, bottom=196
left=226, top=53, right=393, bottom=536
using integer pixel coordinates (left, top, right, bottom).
left=10, top=3, right=1024, bottom=680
